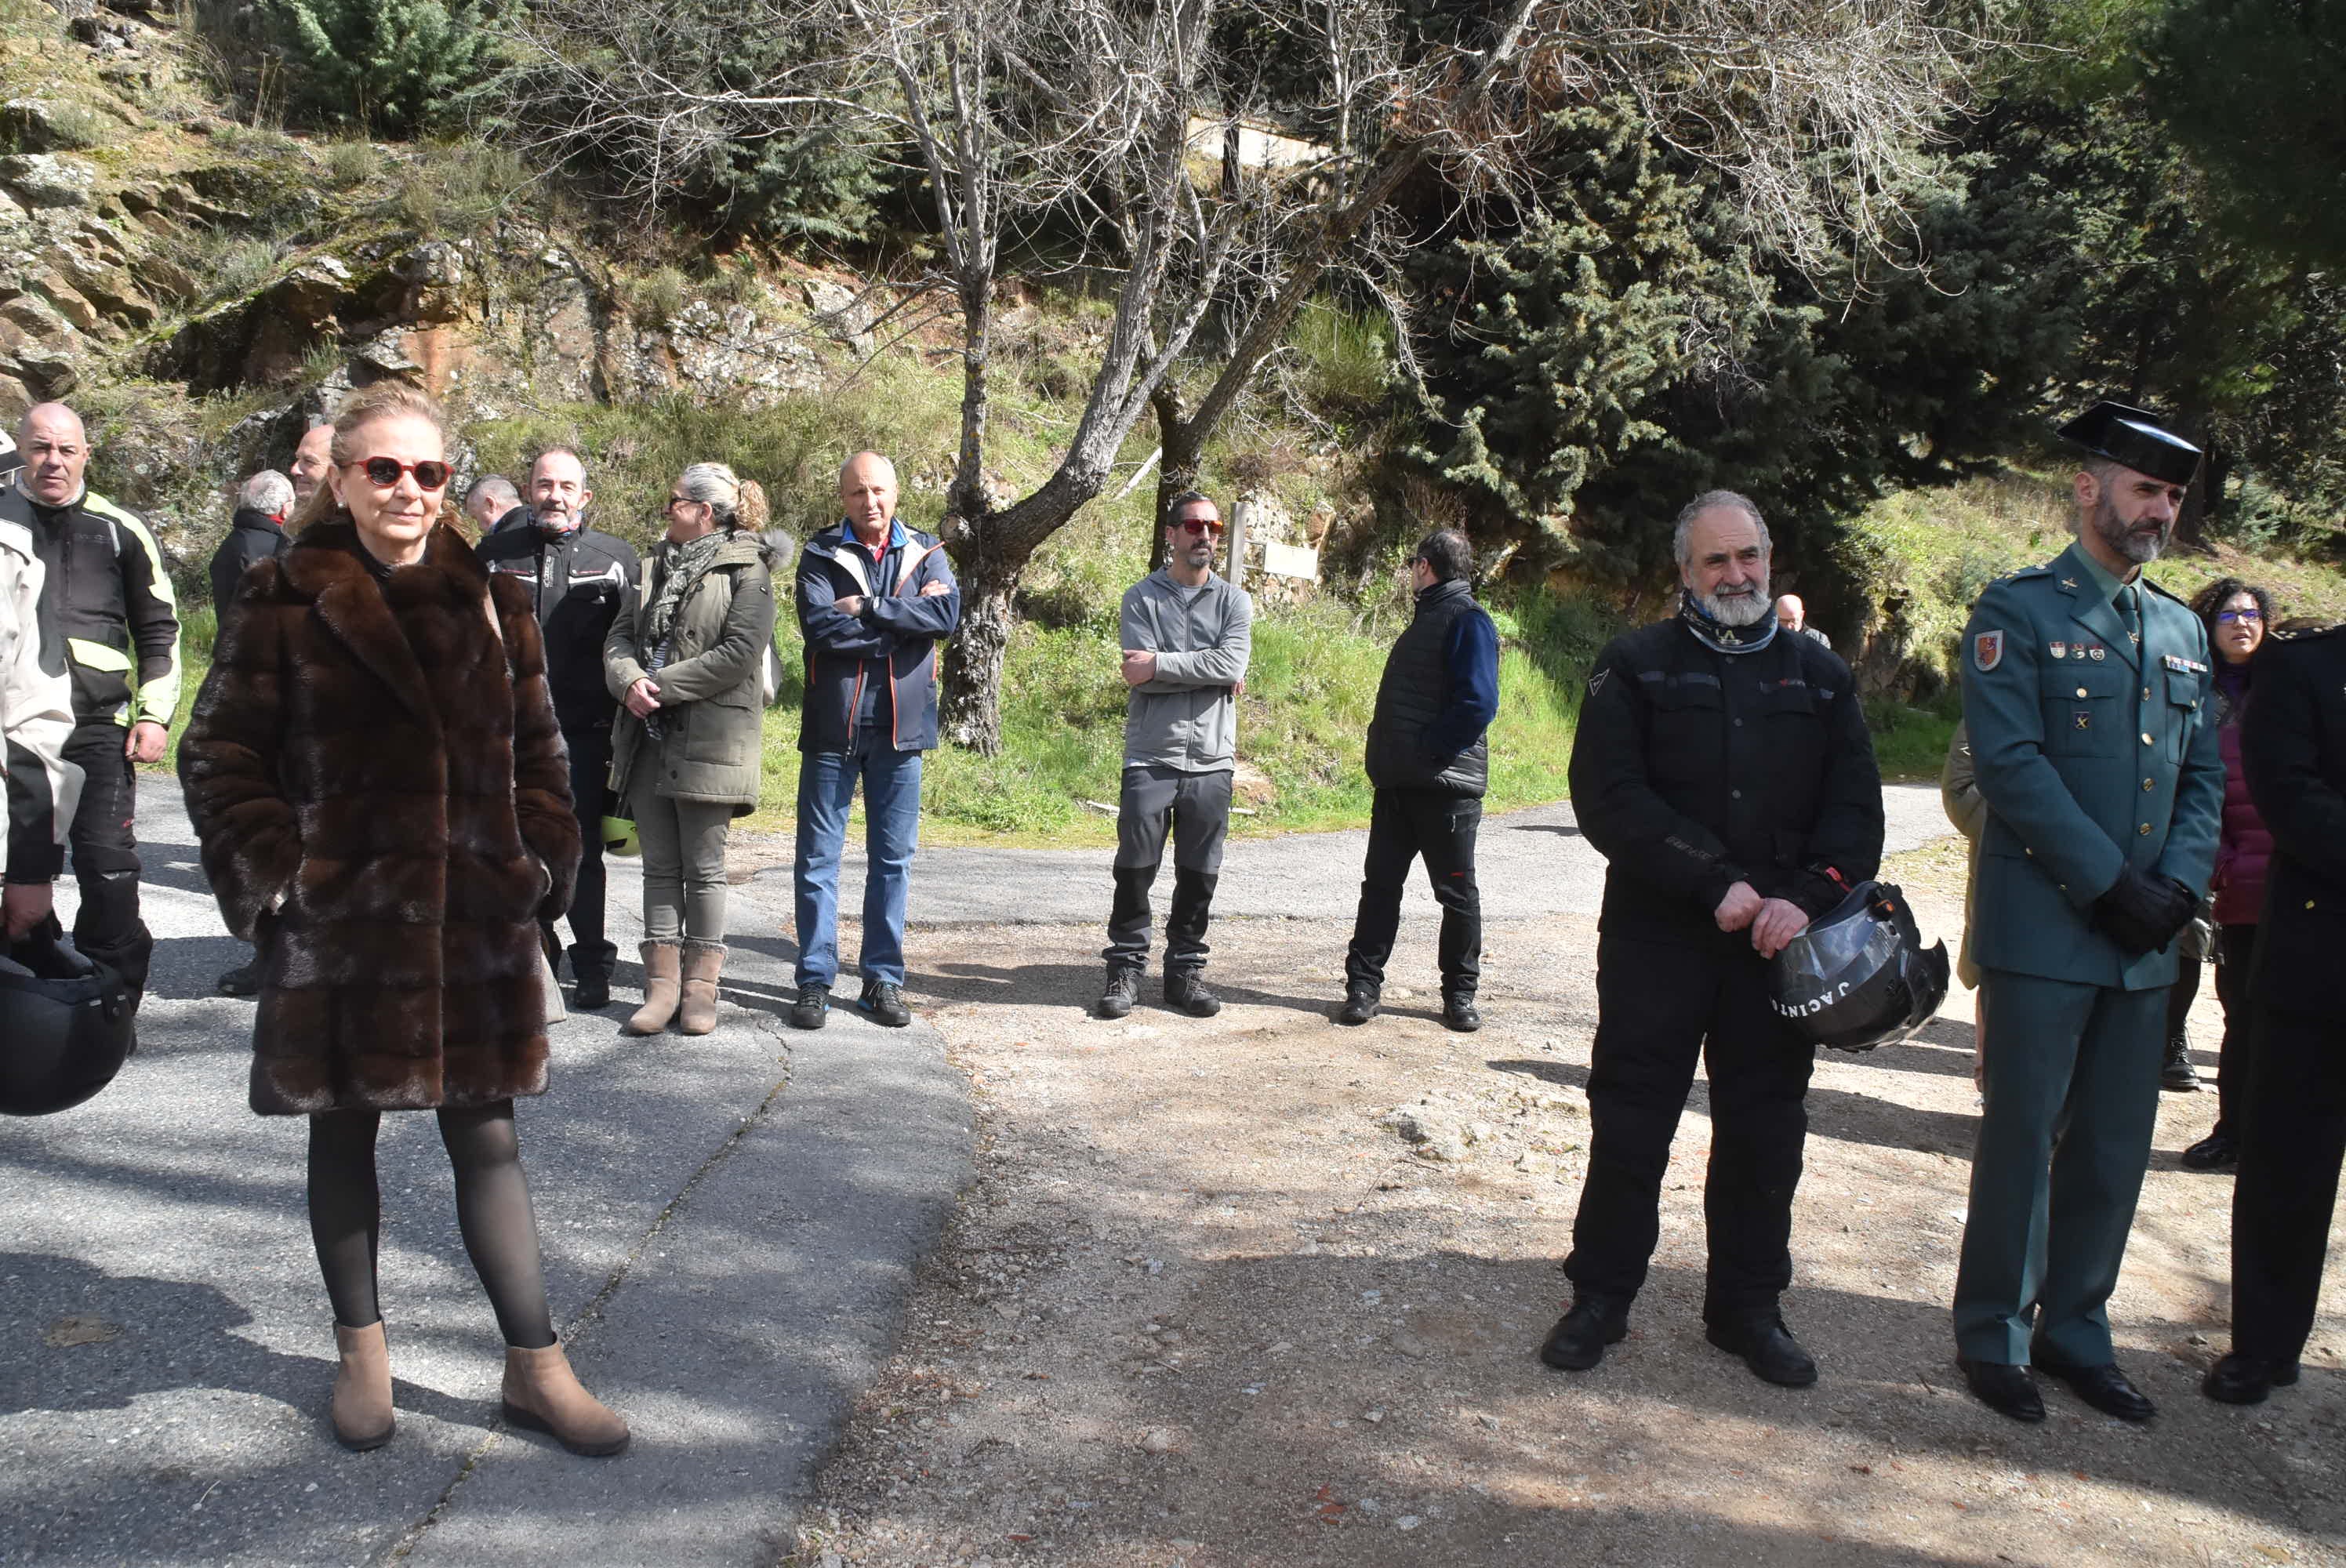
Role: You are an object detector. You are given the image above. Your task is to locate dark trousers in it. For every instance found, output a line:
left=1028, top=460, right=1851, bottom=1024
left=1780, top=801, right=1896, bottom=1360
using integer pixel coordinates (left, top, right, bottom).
left=1104, top=765, right=1231, bottom=974
left=1342, top=788, right=1481, bottom=997
left=2210, top=923, right=2258, bottom=1140
left=62, top=720, right=151, bottom=993
left=547, top=722, right=616, bottom=982
left=2228, top=1004, right=2346, bottom=1363
left=1563, top=934, right=1814, bottom=1322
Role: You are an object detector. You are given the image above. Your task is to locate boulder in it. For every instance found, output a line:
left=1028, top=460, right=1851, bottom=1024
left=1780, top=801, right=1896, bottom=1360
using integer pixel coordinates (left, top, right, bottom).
left=0, top=154, right=97, bottom=209
left=803, top=278, right=876, bottom=357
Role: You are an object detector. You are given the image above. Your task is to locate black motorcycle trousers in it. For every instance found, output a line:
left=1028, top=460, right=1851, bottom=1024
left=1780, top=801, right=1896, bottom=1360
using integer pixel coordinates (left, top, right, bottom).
left=62, top=720, right=151, bottom=993
left=1563, top=932, right=1815, bottom=1323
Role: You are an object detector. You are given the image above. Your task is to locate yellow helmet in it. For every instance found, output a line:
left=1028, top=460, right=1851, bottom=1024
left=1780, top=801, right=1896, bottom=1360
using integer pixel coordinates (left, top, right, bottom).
left=600, top=815, right=641, bottom=858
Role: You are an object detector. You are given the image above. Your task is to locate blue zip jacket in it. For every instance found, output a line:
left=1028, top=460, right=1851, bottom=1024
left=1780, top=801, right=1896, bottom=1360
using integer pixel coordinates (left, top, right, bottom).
left=795, top=517, right=961, bottom=753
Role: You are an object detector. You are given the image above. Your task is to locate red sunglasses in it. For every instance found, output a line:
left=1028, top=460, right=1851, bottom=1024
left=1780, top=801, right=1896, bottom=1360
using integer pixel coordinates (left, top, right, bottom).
left=1178, top=518, right=1224, bottom=537
left=347, top=456, right=454, bottom=491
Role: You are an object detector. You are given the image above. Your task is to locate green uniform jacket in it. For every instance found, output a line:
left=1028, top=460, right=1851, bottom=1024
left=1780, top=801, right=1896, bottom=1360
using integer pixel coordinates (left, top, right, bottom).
left=1959, top=541, right=2224, bottom=989
left=603, top=530, right=778, bottom=816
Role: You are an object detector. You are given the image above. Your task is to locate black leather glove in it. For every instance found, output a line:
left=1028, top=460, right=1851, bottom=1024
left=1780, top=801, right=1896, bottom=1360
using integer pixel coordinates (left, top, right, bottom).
left=2091, top=866, right=2197, bottom=956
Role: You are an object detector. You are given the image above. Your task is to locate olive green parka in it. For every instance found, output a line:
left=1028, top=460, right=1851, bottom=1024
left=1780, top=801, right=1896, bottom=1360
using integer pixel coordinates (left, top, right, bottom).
left=604, top=529, right=779, bottom=815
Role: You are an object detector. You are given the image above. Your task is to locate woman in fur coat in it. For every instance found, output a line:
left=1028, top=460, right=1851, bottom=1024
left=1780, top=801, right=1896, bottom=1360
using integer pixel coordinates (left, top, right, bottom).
left=178, top=382, right=628, bottom=1457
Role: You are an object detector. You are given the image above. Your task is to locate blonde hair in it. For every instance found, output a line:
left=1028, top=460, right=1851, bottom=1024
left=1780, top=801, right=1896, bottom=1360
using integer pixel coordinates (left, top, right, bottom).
left=288, top=382, right=454, bottom=531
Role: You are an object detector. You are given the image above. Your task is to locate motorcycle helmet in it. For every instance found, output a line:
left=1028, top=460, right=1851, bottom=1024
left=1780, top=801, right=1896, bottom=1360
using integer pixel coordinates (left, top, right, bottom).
left=600, top=814, right=641, bottom=858
left=1769, top=880, right=1948, bottom=1052
left=0, top=930, right=136, bottom=1116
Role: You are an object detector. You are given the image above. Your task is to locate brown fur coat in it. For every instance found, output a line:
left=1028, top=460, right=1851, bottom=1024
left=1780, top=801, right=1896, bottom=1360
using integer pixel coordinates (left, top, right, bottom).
left=180, top=520, right=581, bottom=1115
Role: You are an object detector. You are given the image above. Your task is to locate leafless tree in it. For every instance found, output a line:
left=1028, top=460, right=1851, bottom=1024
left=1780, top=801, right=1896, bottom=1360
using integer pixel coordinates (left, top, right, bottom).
left=496, top=0, right=1999, bottom=753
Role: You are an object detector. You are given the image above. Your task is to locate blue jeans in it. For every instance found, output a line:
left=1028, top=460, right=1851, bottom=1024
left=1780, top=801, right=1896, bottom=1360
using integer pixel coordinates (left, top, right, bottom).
left=794, top=746, right=924, bottom=988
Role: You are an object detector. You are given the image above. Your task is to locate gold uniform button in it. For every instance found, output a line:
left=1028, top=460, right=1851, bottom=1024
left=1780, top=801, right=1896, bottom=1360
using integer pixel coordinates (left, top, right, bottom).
left=2141, top=731, right=2154, bottom=746
left=2139, top=823, right=2152, bottom=836
left=2307, top=900, right=2317, bottom=910
left=2142, top=686, right=2152, bottom=700
left=2143, top=778, right=2154, bottom=791
left=2076, top=686, right=2089, bottom=698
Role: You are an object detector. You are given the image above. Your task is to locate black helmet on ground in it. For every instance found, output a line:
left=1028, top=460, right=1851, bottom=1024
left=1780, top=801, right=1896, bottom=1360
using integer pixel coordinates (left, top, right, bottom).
left=1769, top=880, right=1948, bottom=1052
left=0, top=926, right=136, bottom=1116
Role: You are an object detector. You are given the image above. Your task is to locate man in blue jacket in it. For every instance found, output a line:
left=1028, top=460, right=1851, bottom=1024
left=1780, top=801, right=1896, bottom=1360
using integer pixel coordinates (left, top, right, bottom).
left=790, top=452, right=961, bottom=1030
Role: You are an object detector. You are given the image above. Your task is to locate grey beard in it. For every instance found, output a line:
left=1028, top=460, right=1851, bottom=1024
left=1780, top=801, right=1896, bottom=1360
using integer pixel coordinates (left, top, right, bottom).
left=1698, top=586, right=1772, bottom=626
left=2093, top=495, right=2167, bottom=564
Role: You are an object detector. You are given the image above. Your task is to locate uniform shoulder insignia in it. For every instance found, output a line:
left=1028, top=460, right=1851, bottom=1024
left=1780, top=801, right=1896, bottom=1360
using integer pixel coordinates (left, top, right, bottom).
left=2142, top=577, right=2188, bottom=604
left=2005, top=564, right=2053, bottom=581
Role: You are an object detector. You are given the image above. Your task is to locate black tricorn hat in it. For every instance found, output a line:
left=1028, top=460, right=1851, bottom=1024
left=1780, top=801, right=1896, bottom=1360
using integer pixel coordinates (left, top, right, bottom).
left=2057, top=401, right=2202, bottom=487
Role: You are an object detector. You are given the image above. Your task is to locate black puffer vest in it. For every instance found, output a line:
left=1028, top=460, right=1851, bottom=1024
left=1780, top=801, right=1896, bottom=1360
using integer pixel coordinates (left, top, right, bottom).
left=1364, top=577, right=1490, bottom=797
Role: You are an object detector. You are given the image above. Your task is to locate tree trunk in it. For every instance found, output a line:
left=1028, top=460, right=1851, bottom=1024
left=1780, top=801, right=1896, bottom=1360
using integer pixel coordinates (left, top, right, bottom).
left=1147, top=383, right=1200, bottom=573
left=939, top=550, right=1019, bottom=756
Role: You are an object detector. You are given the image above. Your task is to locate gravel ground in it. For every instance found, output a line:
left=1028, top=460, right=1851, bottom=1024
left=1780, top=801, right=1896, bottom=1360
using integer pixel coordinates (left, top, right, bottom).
left=781, top=852, right=2345, bottom=1568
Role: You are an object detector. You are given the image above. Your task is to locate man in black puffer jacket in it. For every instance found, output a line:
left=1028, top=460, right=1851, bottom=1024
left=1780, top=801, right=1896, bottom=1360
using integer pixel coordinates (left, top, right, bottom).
left=1336, top=528, right=1499, bottom=1033
left=1541, top=490, right=1882, bottom=1392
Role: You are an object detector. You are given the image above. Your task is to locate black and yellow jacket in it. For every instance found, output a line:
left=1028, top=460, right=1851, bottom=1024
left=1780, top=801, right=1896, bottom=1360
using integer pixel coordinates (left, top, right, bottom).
left=0, top=482, right=181, bottom=730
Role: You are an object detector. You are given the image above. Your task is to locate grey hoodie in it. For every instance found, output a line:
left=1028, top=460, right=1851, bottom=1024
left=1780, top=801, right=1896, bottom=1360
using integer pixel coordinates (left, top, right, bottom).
left=1120, top=568, right=1252, bottom=771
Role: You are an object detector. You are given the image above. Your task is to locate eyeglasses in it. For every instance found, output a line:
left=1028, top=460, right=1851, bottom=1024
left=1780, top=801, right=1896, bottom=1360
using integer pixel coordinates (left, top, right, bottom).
left=347, top=457, right=452, bottom=491
left=2216, top=608, right=2262, bottom=624
left=663, top=495, right=703, bottom=514
left=1178, top=519, right=1224, bottom=538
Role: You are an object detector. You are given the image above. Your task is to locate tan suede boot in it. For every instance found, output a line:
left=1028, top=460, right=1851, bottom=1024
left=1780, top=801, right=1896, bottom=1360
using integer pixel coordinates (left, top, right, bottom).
left=330, top=1320, right=395, bottom=1451
left=626, top=940, right=682, bottom=1036
left=677, top=940, right=724, bottom=1036
left=501, top=1341, right=630, bottom=1456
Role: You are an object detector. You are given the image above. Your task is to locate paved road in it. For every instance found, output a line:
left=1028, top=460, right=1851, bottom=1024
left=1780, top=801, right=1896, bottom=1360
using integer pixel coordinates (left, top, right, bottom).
left=1, top=780, right=972, bottom=1568
left=799, top=780, right=1953, bottom=928
left=1, top=779, right=1952, bottom=1566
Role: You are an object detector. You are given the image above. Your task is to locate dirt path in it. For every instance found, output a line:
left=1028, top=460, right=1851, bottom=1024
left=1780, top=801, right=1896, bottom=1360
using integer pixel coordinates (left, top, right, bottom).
left=781, top=848, right=2344, bottom=1568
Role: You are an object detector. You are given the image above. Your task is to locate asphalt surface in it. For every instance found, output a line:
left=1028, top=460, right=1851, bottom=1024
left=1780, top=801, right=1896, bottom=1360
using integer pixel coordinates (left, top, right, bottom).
left=1, top=779, right=973, bottom=1568
left=1, top=777, right=1948, bottom=1566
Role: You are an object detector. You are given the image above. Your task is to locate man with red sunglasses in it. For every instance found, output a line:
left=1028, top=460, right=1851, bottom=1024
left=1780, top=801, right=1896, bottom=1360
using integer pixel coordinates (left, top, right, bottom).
left=1096, top=492, right=1252, bottom=1020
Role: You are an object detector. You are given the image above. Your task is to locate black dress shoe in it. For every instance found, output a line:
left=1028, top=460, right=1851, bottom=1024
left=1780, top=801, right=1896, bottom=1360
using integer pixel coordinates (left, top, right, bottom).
left=2181, top=1130, right=2238, bottom=1171
left=2202, top=1352, right=2301, bottom=1405
left=1705, top=1316, right=1818, bottom=1387
left=859, top=979, right=913, bottom=1028
left=572, top=971, right=612, bottom=1011
left=2160, top=1035, right=2200, bottom=1091
left=1335, top=984, right=1378, bottom=1025
left=1095, top=967, right=1139, bottom=1019
left=2033, top=1353, right=2156, bottom=1421
left=789, top=982, right=830, bottom=1030
left=1957, top=1356, right=2046, bottom=1422
left=216, top=960, right=261, bottom=996
left=1442, top=995, right=1482, bottom=1033
left=1538, top=1298, right=1629, bottom=1372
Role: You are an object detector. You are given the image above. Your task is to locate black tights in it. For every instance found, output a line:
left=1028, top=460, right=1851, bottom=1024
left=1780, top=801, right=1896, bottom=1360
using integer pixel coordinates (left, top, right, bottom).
left=307, top=1102, right=557, bottom=1349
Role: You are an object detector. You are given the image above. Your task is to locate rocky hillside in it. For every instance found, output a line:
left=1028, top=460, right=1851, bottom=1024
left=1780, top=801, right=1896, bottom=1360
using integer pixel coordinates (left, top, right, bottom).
left=2, top=0, right=892, bottom=586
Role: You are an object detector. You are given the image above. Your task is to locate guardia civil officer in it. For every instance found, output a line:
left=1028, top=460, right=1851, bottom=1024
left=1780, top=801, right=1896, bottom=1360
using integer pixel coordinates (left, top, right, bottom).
left=1950, top=403, right=2223, bottom=1424
left=2202, top=620, right=2346, bottom=1404
left=1543, top=492, right=1883, bottom=1388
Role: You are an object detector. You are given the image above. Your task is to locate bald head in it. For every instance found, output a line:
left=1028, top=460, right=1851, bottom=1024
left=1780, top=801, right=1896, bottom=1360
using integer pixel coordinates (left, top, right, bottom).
left=285, top=422, right=335, bottom=505
left=1774, top=593, right=1806, bottom=633
left=16, top=402, right=89, bottom=507
left=839, top=451, right=899, bottom=543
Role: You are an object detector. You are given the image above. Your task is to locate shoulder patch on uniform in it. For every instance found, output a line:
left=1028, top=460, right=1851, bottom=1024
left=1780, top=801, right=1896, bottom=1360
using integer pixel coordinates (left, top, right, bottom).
left=2003, top=564, right=2053, bottom=582
left=2142, top=576, right=2188, bottom=604
left=1973, top=629, right=2004, bottom=672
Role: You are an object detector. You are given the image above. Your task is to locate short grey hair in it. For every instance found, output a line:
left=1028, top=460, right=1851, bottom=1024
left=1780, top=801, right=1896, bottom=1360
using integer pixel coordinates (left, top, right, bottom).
left=1672, top=489, right=1771, bottom=566
left=238, top=470, right=295, bottom=514
left=466, top=474, right=521, bottom=512
left=678, top=461, right=743, bottom=527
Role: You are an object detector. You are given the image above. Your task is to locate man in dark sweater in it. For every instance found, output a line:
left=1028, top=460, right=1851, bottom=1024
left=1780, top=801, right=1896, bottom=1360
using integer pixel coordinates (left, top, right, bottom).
left=475, top=447, right=639, bottom=1009
left=1542, top=490, right=1883, bottom=1390
left=206, top=469, right=296, bottom=996
left=1336, top=528, right=1500, bottom=1033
